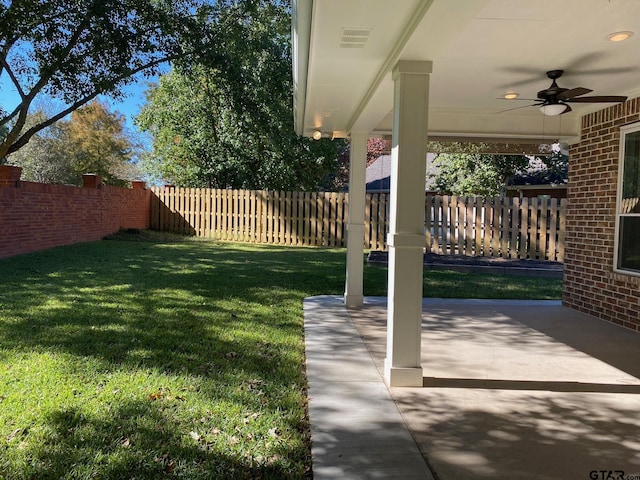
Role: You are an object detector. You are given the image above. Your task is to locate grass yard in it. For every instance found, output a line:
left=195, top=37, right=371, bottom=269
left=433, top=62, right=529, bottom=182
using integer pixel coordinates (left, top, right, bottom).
left=0, top=233, right=562, bottom=479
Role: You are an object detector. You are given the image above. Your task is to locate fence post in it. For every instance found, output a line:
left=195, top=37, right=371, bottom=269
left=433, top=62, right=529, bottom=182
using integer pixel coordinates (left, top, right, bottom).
left=82, top=174, right=102, bottom=189
left=0, top=165, right=22, bottom=188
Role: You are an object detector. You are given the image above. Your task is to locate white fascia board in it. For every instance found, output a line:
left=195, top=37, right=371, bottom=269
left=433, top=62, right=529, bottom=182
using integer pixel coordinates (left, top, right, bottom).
left=292, top=0, right=313, bottom=136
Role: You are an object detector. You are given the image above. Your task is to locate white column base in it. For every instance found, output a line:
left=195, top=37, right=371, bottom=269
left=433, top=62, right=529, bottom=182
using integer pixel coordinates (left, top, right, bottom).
left=344, top=293, right=364, bottom=308
left=344, top=222, right=365, bottom=308
left=385, top=359, right=423, bottom=387
left=385, top=235, right=424, bottom=386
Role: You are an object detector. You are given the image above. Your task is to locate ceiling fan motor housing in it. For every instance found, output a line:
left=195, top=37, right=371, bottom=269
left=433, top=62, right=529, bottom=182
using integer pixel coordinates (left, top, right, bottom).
left=537, top=70, right=567, bottom=102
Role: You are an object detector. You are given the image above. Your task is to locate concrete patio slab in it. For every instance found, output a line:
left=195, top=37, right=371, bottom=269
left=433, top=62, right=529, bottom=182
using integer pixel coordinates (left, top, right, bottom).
left=304, top=295, right=640, bottom=480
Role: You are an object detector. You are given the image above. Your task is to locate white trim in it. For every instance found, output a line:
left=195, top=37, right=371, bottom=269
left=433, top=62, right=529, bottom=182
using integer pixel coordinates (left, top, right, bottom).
left=506, top=184, right=568, bottom=191
left=292, top=0, right=313, bottom=136
left=613, top=122, right=640, bottom=278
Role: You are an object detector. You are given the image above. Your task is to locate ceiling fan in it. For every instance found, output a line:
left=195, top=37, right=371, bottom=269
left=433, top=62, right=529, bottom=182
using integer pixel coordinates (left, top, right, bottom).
left=502, top=70, right=627, bottom=116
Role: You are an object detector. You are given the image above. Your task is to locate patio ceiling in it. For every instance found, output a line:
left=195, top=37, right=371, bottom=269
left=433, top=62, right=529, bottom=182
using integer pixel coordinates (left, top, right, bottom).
left=293, top=0, right=640, bottom=145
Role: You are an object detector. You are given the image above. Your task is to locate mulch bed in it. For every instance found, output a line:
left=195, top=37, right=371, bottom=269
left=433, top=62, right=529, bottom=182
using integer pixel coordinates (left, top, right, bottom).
left=367, top=251, right=563, bottom=271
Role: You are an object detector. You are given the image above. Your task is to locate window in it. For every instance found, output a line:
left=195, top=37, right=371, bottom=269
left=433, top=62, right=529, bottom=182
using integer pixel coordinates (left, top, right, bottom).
left=616, top=124, right=640, bottom=275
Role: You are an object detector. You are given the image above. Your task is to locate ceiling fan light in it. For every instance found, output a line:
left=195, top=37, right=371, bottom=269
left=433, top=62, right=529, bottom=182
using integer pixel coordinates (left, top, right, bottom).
left=607, top=31, right=633, bottom=42
left=540, top=104, right=569, bottom=116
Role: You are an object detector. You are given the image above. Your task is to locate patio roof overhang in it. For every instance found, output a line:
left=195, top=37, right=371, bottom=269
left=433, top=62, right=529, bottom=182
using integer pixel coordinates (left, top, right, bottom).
left=295, top=0, right=640, bottom=388
left=293, top=0, right=640, bottom=147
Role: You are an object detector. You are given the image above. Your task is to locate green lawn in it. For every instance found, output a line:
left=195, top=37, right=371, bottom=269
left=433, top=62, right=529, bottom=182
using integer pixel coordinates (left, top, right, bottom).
left=0, top=234, right=562, bottom=479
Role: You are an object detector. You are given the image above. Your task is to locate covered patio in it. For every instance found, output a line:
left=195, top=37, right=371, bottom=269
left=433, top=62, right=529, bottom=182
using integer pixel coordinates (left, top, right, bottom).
left=305, top=296, right=640, bottom=479
left=294, top=0, right=640, bottom=390
left=295, top=1, right=640, bottom=478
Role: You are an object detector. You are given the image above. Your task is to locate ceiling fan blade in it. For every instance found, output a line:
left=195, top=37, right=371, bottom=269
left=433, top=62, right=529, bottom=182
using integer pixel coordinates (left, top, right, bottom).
left=496, top=103, right=541, bottom=114
left=572, top=66, right=639, bottom=75
left=557, top=87, right=592, bottom=100
left=496, top=98, right=539, bottom=101
left=566, top=95, right=628, bottom=103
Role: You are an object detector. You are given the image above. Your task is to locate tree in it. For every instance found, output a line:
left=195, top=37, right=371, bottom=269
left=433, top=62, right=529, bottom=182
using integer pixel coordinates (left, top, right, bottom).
left=509, top=151, right=568, bottom=187
left=6, top=101, right=139, bottom=185
left=0, top=0, right=255, bottom=161
left=0, top=109, right=7, bottom=141
left=428, top=142, right=546, bottom=196
left=137, top=2, right=343, bottom=190
left=5, top=111, right=74, bottom=184
left=66, top=100, right=138, bottom=185
left=430, top=147, right=530, bottom=196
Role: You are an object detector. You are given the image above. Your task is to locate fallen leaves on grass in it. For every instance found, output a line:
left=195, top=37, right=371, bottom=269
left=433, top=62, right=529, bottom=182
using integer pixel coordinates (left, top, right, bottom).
left=148, top=390, right=164, bottom=401
left=165, top=460, right=176, bottom=474
left=148, top=387, right=185, bottom=402
left=154, top=453, right=176, bottom=474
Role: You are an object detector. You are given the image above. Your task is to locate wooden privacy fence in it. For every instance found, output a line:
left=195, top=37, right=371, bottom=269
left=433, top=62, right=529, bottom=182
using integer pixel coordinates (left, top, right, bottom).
left=151, top=188, right=348, bottom=247
left=424, top=195, right=566, bottom=262
left=150, top=187, right=567, bottom=261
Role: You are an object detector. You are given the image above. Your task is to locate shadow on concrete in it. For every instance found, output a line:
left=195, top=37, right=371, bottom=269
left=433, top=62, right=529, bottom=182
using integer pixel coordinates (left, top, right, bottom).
left=349, top=299, right=640, bottom=480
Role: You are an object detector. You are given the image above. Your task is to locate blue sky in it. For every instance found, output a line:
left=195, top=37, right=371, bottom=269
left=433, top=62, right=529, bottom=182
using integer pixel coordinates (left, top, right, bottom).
left=100, top=81, right=152, bottom=130
left=0, top=72, right=157, bottom=133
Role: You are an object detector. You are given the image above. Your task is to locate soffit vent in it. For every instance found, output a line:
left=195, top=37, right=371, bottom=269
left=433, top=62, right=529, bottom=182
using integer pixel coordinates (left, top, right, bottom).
left=339, top=28, right=371, bottom=48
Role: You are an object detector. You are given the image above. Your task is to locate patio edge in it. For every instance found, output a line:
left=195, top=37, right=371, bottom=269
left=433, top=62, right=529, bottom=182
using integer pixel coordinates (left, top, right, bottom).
left=303, top=295, right=435, bottom=480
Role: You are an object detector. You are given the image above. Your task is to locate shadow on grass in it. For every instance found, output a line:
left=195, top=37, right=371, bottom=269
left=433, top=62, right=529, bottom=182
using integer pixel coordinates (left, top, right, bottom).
left=0, top=240, right=347, bottom=479
left=16, top=398, right=305, bottom=480
left=0, top=241, right=346, bottom=376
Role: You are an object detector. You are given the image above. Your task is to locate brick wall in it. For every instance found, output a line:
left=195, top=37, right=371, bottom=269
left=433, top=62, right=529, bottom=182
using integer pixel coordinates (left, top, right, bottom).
left=0, top=177, right=150, bottom=260
left=564, top=98, right=640, bottom=330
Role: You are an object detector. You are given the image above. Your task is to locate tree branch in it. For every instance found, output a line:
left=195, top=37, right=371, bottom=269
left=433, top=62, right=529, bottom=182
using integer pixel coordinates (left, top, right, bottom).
left=3, top=92, right=100, bottom=157
left=0, top=36, right=17, bottom=78
left=0, top=55, right=26, bottom=100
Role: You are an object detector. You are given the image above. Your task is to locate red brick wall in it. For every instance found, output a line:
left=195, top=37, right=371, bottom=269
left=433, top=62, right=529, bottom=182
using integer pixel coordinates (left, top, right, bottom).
left=0, top=180, right=150, bottom=259
left=564, top=98, right=640, bottom=330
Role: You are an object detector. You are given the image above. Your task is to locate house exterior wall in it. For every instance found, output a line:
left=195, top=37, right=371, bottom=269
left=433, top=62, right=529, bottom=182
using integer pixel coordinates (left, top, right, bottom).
left=0, top=180, right=150, bottom=260
left=563, top=98, right=640, bottom=331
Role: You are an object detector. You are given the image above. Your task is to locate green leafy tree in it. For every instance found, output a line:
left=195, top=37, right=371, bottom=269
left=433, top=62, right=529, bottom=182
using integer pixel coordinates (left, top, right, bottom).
left=137, top=1, right=342, bottom=190
left=427, top=142, right=530, bottom=196
left=510, top=151, right=568, bottom=186
left=431, top=152, right=529, bottom=196
left=0, top=0, right=255, bottom=161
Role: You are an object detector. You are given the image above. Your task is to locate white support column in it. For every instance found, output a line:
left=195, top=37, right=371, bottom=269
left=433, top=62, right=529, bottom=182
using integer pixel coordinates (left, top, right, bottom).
left=344, top=131, right=368, bottom=308
left=384, top=60, right=432, bottom=387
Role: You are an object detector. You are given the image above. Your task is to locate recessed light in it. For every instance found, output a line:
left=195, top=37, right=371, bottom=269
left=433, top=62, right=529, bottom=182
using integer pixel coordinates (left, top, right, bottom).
left=607, top=31, right=633, bottom=42
left=312, top=130, right=322, bottom=140
left=504, top=92, right=519, bottom=100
